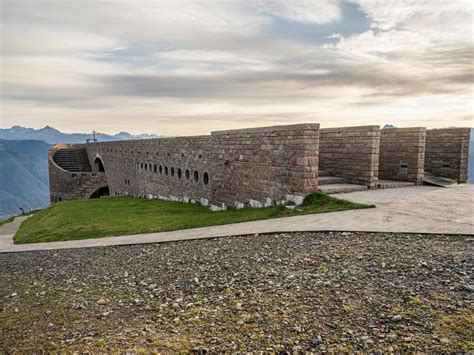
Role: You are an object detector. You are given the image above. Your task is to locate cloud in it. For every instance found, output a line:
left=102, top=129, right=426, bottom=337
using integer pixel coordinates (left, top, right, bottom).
left=256, top=0, right=342, bottom=24
left=0, top=0, right=472, bottom=135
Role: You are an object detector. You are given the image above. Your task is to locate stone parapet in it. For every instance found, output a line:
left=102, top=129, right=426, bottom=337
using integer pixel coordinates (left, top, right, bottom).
left=211, top=123, right=319, bottom=206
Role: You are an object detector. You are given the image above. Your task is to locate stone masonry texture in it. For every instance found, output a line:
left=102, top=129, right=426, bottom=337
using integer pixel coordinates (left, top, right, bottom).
left=49, top=123, right=470, bottom=207
left=50, top=124, right=320, bottom=208
left=319, top=126, right=380, bottom=188
left=425, top=128, right=470, bottom=182
left=379, top=127, right=426, bottom=185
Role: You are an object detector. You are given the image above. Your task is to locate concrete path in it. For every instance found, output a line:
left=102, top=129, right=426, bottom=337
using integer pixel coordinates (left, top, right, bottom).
left=1, top=185, right=473, bottom=253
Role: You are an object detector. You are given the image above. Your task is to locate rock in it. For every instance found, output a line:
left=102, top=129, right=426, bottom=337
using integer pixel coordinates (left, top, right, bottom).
left=309, top=338, right=323, bottom=347
left=439, top=338, right=450, bottom=344
left=463, top=284, right=474, bottom=292
left=391, top=315, right=402, bottom=322
left=235, top=303, right=243, bottom=310
left=97, top=298, right=108, bottom=305
left=11, top=293, right=18, bottom=297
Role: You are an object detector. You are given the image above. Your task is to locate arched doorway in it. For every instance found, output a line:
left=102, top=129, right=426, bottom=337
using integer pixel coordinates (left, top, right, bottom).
left=93, top=157, right=105, bottom=173
left=89, top=186, right=110, bottom=199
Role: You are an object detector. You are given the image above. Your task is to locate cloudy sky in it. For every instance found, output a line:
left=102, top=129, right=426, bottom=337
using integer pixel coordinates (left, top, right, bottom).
left=0, top=0, right=472, bottom=135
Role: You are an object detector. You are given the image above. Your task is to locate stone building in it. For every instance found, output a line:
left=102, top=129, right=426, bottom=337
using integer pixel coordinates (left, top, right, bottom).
left=49, top=123, right=470, bottom=210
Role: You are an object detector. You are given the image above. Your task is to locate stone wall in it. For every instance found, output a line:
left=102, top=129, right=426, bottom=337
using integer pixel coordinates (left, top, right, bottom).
left=379, top=127, right=426, bottom=184
left=80, top=123, right=320, bottom=209
left=85, top=135, right=215, bottom=204
left=425, top=128, right=470, bottom=182
left=319, top=126, right=380, bottom=187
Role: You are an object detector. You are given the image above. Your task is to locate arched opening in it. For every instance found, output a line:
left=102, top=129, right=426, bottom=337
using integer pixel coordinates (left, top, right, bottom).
left=93, top=157, right=105, bottom=173
left=203, top=172, right=209, bottom=185
left=89, top=186, right=110, bottom=199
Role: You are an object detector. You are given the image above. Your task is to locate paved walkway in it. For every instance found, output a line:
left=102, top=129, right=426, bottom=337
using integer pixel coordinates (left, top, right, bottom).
left=1, top=185, right=473, bottom=253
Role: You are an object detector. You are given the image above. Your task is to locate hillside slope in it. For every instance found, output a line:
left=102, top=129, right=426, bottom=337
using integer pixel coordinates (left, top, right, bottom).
left=0, top=140, right=50, bottom=220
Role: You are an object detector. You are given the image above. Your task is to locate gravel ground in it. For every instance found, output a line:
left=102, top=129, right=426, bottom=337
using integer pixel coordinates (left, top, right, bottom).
left=0, top=231, right=473, bottom=352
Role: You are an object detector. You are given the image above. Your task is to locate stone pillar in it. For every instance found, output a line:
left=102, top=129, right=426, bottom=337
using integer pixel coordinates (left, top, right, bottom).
left=425, top=128, right=470, bottom=182
left=379, top=127, right=426, bottom=185
left=319, top=126, right=380, bottom=188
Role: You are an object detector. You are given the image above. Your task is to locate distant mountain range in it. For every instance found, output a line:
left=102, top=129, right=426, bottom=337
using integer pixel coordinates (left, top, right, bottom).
left=0, top=139, right=50, bottom=220
left=0, top=125, right=160, bottom=144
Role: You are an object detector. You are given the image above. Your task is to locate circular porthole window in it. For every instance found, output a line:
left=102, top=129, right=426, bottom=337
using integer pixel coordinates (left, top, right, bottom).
left=194, top=171, right=199, bottom=183
left=171, top=167, right=175, bottom=177
left=203, top=172, right=209, bottom=185
left=185, top=169, right=190, bottom=180
left=177, top=168, right=182, bottom=179
left=159, top=165, right=163, bottom=175
left=165, top=166, right=168, bottom=176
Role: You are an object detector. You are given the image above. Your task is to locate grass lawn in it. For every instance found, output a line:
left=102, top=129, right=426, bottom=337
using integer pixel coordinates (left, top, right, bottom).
left=13, top=192, right=374, bottom=244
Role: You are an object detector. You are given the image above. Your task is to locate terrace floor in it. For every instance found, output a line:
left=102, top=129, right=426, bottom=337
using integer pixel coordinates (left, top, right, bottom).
left=1, top=185, right=473, bottom=253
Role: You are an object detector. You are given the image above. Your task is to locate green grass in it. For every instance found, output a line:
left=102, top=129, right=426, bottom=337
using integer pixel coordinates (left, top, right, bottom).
left=13, top=192, right=374, bottom=244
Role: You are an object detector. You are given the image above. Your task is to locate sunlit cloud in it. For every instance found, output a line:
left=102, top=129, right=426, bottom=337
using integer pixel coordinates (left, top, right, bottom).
left=0, top=0, right=472, bottom=135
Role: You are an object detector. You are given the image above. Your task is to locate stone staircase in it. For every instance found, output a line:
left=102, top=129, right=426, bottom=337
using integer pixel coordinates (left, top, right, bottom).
left=52, top=148, right=91, bottom=172
left=377, top=180, right=414, bottom=189
left=71, top=173, right=108, bottom=199
left=317, top=170, right=368, bottom=194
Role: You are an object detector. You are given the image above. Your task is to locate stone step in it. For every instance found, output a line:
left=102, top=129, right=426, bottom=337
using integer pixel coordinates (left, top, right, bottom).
left=318, top=170, right=330, bottom=177
left=318, top=176, right=346, bottom=185
left=52, top=148, right=91, bottom=172
left=377, top=180, right=415, bottom=189
left=318, top=183, right=368, bottom=194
